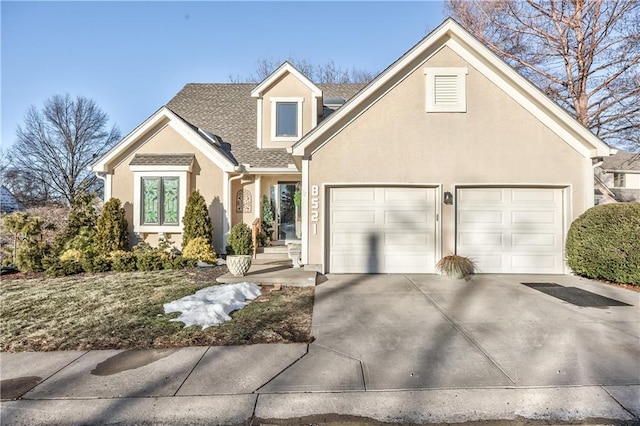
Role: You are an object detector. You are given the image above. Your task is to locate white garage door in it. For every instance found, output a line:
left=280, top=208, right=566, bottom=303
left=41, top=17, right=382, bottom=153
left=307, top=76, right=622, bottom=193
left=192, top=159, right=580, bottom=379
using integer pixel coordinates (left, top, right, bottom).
left=329, top=187, right=437, bottom=273
left=456, top=187, right=564, bottom=274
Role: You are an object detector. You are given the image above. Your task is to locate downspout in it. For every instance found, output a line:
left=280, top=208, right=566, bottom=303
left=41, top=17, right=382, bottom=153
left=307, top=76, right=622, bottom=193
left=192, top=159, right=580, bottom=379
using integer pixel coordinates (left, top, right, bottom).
left=95, top=171, right=108, bottom=202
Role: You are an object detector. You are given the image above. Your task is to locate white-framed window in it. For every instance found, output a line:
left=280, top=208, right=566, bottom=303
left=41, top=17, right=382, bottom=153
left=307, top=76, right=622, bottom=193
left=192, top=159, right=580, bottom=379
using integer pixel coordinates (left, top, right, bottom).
left=141, top=177, right=179, bottom=225
left=271, top=97, right=303, bottom=141
left=131, top=170, right=190, bottom=234
left=613, top=172, right=626, bottom=188
left=424, top=67, right=468, bottom=113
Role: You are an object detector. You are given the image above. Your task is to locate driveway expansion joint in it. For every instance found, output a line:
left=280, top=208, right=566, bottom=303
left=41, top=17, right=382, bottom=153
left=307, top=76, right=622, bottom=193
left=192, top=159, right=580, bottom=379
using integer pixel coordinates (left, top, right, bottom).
left=404, top=275, right=516, bottom=385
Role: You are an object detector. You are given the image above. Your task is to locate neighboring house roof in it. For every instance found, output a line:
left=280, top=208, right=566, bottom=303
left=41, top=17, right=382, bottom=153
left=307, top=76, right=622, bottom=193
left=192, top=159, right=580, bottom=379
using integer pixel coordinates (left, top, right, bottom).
left=165, top=83, right=364, bottom=169
left=600, top=151, right=640, bottom=173
left=291, top=18, right=613, bottom=159
left=1, top=186, right=24, bottom=214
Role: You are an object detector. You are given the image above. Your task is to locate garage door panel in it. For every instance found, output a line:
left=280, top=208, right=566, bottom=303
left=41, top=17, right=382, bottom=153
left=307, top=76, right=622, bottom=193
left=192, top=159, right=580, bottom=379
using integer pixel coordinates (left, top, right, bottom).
left=458, top=232, right=503, bottom=247
left=457, top=187, right=564, bottom=274
left=332, top=210, right=377, bottom=225
left=511, top=233, right=558, bottom=248
left=331, top=188, right=376, bottom=203
left=458, top=188, right=504, bottom=202
left=511, top=210, right=557, bottom=224
left=459, top=210, right=504, bottom=224
left=329, top=187, right=436, bottom=274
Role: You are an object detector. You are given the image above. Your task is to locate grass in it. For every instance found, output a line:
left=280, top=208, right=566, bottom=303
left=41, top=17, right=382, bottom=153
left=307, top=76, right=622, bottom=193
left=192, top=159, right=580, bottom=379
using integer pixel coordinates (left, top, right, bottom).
left=0, top=268, right=314, bottom=352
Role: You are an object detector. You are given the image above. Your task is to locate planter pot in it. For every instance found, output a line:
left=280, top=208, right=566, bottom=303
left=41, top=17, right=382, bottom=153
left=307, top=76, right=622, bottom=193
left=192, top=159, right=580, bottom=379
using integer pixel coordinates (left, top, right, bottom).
left=226, top=255, right=252, bottom=277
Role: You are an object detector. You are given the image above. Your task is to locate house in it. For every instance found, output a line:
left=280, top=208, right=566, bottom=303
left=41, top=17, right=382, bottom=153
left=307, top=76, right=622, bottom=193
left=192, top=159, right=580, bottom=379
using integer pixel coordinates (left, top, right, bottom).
left=92, top=19, right=614, bottom=275
left=1, top=186, right=24, bottom=214
left=594, top=151, right=640, bottom=204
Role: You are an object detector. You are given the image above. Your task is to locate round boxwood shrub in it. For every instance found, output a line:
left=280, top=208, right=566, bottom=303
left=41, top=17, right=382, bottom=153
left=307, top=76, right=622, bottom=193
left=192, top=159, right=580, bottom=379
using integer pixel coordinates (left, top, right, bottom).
left=566, top=203, right=640, bottom=285
left=110, top=250, right=137, bottom=272
left=225, top=223, right=253, bottom=255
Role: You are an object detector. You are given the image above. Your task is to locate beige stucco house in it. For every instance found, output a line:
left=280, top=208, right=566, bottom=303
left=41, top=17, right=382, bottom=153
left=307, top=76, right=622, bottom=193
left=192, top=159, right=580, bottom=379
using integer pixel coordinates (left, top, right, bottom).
left=92, top=19, right=614, bottom=275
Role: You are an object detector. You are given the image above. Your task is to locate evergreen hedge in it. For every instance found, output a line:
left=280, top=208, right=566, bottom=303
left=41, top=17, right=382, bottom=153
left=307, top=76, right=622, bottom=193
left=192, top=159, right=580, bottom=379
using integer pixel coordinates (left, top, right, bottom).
left=566, top=203, right=640, bottom=285
left=182, top=190, right=213, bottom=248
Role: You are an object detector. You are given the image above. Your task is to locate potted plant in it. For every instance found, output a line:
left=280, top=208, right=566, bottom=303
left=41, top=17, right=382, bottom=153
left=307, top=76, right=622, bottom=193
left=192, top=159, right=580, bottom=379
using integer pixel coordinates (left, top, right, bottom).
left=435, top=254, right=476, bottom=280
left=225, top=222, right=253, bottom=276
left=261, top=195, right=275, bottom=244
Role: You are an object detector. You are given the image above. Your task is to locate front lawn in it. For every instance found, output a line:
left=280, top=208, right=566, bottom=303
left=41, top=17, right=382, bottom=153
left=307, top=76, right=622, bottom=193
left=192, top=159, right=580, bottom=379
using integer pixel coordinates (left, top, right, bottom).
left=0, top=267, right=313, bottom=352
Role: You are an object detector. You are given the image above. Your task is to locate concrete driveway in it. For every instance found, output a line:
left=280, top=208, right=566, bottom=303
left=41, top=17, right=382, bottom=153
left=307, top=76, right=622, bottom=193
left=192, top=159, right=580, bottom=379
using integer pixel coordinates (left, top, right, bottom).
left=2, top=273, right=639, bottom=424
left=263, top=273, right=640, bottom=392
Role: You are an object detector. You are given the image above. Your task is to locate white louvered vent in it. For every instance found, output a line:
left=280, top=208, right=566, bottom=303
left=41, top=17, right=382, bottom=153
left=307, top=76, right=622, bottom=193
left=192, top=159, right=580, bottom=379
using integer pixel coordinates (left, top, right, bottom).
left=424, top=67, right=468, bottom=113
left=434, top=75, right=459, bottom=105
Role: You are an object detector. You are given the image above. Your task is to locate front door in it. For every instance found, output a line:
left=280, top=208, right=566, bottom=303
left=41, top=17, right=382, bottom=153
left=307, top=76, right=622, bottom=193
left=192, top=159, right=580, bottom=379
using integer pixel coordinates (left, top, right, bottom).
left=275, top=182, right=298, bottom=240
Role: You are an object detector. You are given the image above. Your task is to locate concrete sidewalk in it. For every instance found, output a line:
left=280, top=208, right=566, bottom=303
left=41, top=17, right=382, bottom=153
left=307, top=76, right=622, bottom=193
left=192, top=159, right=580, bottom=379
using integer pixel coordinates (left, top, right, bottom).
left=2, top=274, right=639, bottom=425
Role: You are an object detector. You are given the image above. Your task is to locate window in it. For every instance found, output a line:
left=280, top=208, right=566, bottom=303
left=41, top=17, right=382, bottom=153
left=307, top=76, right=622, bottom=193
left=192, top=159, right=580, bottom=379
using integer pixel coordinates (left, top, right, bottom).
left=424, top=67, right=468, bottom=113
left=141, top=177, right=179, bottom=225
left=276, top=103, right=298, bottom=137
left=613, top=173, right=626, bottom=188
left=271, top=97, right=303, bottom=140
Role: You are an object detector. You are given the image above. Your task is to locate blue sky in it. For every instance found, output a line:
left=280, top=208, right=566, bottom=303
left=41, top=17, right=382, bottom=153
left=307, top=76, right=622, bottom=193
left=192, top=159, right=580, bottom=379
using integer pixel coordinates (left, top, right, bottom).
left=1, top=1, right=447, bottom=148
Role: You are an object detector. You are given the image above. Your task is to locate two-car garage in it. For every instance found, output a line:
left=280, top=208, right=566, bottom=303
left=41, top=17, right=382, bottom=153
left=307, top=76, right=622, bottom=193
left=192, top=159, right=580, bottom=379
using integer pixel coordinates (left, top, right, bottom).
left=328, top=186, right=566, bottom=274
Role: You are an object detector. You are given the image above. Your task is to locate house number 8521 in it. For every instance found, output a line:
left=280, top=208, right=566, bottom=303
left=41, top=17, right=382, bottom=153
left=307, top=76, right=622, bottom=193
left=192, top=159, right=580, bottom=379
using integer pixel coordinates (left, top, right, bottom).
left=310, top=185, right=319, bottom=234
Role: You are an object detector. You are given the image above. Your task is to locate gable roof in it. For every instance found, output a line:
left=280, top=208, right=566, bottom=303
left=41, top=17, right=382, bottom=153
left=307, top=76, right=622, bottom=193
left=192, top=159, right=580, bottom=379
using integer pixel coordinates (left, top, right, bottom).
left=1, top=186, right=24, bottom=214
left=601, top=151, right=640, bottom=173
left=91, top=107, right=237, bottom=173
left=166, top=83, right=364, bottom=168
left=291, top=18, right=613, bottom=159
left=250, top=62, right=322, bottom=98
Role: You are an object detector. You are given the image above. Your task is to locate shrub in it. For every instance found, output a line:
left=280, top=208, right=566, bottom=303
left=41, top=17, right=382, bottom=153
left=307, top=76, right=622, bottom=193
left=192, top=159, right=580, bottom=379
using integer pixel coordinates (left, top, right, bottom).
left=110, top=250, right=137, bottom=272
left=45, top=258, right=84, bottom=277
left=82, top=253, right=112, bottom=273
left=261, top=195, right=275, bottom=239
left=135, top=249, right=165, bottom=271
left=56, top=192, right=98, bottom=252
left=60, top=248, right=84, bottom=263
left=182, top=190, right=213, bottom=248
left=566, top=203, right=640, bottom=285
left=226, top=222, right=253, bottom=255
left=182, top=237, right=217, bottom=264
left=164, top=256, right=198, bottom=270
left=16, top=241, right=51, bottom=272
left=95, top=198, right=128, bottom=253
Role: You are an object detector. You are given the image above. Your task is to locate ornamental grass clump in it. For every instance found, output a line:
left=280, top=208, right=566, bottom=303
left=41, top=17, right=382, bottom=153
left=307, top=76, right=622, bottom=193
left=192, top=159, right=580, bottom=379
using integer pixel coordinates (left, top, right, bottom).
left=435, top=254, right=476, bottom=279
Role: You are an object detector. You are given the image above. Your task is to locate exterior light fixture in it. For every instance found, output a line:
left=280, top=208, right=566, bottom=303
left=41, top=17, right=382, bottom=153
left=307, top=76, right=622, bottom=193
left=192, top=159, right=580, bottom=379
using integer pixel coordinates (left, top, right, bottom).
left=444, top=191, right=454, bottom=205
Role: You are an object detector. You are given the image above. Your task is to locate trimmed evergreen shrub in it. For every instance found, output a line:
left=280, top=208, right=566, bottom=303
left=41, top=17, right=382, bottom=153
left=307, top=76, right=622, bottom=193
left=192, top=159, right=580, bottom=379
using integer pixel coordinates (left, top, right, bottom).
left=45, top=258, right=84, bottom=277
left=182, top=190, right=213, bottom=248
left=164, top=256, right=198, bottom=270
left=135, top=249, right=165, bottom=271
left=16, top=241, right=50, bottom=272
left=95, top=198, right=129, bottom=253
left=226, top=223, right=253, bottom=255
left=566, top=203, right=640, bottom=285
left=60, top=248, right=84, bottom=263
left=110, top=250, right=137, bottom=272
left=182, top=237, right=217, bottom=264
left=82, top=253, right=112, bottom=273
left=56, top=192, right=98, bottom=252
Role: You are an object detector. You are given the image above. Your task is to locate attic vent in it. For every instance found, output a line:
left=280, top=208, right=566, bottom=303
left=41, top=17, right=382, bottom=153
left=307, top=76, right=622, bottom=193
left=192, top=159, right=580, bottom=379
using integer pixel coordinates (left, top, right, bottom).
left=434, top=75, right=459, bottom=105
left=424, top=67, right=468, bottom=113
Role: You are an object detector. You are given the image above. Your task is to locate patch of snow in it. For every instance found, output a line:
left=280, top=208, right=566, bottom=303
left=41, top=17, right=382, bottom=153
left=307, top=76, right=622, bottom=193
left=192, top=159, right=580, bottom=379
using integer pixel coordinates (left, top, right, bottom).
left=163, top=283, right=261, bottom=329
left=216, top=258, right=226, bottom=265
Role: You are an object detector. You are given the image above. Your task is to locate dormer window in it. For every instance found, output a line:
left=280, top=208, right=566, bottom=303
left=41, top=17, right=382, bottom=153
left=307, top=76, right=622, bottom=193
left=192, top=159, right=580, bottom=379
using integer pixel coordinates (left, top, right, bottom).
left=424, top=67, right=468, bottom=113
left=271, top=97, right=303, bottom=141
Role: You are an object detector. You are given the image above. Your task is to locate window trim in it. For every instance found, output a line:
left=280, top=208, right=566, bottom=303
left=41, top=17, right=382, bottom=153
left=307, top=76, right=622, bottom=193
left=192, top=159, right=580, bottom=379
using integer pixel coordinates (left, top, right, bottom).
left=132, top=170, right=189, bottom=234
left=613, top=172, right=626, bottom=188
left=271, top=97, right=303, bottom=141
left=424, top=67, right=468, bottom=113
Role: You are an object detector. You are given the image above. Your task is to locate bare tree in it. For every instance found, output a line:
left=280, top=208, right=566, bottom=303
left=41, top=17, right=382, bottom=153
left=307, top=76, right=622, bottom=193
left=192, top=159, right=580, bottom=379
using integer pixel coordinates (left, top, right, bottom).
left=446, top=0, right=640, bottom=150
left=10, top=94, right=120, bottom=205
left=230, top=57, right=376, bottom=84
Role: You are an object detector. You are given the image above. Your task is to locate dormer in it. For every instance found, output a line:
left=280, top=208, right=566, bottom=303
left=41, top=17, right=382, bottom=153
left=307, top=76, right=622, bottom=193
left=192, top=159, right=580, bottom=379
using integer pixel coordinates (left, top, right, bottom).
left=251, top=62, right=323, bottom=149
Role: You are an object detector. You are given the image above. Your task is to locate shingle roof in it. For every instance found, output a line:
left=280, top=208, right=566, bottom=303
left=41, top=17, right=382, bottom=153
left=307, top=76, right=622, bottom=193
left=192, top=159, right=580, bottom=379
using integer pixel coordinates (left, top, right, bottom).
left=130, top=154, right=195, bottom=166
left=1, top=186, right=24, bottom=214
left=166, top=83, right=365, bottom=168
left=601, top=151, right=640, bottom=172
